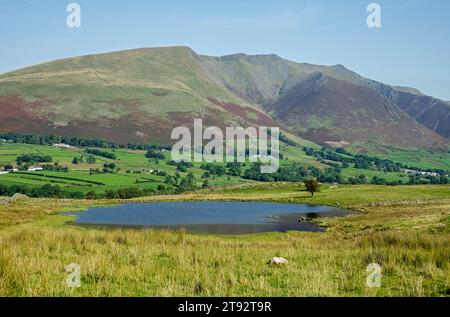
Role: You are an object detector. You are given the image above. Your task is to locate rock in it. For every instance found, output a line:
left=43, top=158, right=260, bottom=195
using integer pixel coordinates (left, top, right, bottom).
left=11, top=193, right=30, bottom=202
left=0, top=193, right=30, bottom=205
left=268, top=257, right=288, bottom=266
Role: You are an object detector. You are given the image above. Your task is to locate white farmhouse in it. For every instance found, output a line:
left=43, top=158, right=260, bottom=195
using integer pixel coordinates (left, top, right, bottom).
left=53, top=143, right=73, bottom=149
left=28, top=166, right=44, bottom=172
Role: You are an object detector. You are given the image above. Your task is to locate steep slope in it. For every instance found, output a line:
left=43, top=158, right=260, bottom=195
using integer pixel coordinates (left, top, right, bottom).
left=378, top=88, right=450, bottom=140
left=201, top=53, right=450, bottom=142
left=199, top=53, right=354, bottom=107
left=0, top=47, right=275, bottom=144
left=302, top=65, right=450, bottom=140
left=268, top=72, right=448, bottom=150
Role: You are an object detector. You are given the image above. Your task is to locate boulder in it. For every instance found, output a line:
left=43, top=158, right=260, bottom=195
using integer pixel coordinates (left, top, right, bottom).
left=268, top=257, right=288, bottom=266
left=11, top=193, right=30, bottom=202
left=0, top=193, right=30, bottom=205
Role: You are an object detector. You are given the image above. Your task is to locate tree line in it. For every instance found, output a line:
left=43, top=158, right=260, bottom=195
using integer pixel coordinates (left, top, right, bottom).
left=305, top=147, right=449, bottom=176
left=0, top=132, right=171, bottom=151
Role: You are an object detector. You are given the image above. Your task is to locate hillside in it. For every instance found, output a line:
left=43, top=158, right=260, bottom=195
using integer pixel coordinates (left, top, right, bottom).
left=0, top=47, right=275, bottom=144
left=268, top=72, right=448, bottom=150
left=304, top=65, right=450, bottom=140
left=0, top=46, right=448, bottom=151
left=200, top=53, right=450, bottom=144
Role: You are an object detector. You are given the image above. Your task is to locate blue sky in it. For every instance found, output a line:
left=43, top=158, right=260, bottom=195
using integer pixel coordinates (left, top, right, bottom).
left=1, top=0, right=449, bottom=99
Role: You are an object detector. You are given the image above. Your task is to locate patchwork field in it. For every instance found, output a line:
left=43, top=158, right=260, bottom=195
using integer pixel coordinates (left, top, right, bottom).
left=1, top=141, right=448, bottom=198
left=0, top=143, right=253, bottom=194
left=356, top=144, right=450, bottom=171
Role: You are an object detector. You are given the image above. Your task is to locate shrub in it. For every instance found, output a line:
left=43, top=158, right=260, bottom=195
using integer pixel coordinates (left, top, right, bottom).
left=304, top=178, right=320, bottom=196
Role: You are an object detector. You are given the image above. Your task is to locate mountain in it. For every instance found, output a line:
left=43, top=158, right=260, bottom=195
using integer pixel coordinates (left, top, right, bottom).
left=0, top=46, right=448, bottom=150
left=199, top=53, right=450, bottom=145
left=200, top=54, right=366, bottom=107
left=297, top=65, right=450, bottom=141
left=0, top=47, right=275, bottom=144
left=378, top=89, right=450, bottom=141
left=268, top=72, right=447, bottom=150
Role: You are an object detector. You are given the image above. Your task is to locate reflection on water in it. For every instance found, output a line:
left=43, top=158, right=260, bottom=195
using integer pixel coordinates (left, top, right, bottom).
left=66, top=202, right=349, bottom=235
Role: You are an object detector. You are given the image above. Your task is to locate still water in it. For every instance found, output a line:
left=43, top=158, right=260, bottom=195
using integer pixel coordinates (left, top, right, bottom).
left=67, top=202, right=348, bottom=235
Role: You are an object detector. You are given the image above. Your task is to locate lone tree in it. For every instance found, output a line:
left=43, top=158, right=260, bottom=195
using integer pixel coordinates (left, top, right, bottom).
left=304, top=178, right=320, bottom=196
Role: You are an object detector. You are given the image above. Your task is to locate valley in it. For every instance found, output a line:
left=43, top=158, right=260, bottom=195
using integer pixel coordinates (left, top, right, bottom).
left=0, top=133, right=448, bottom=200
left=0, top=46, right=449, bottom=298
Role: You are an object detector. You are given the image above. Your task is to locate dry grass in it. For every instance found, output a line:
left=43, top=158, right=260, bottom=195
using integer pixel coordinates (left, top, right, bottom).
left=0, top=184, right=449, bottom=297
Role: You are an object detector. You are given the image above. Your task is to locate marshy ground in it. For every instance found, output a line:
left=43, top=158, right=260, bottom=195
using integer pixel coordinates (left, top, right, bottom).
left=0, top=184, right=449, bottom=296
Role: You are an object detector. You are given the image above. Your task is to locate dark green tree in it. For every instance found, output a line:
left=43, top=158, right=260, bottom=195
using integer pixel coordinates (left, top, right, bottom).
left=304, top=178, right=320, bottom=196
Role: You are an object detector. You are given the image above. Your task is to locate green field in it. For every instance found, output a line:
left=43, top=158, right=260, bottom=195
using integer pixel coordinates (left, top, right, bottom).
left=383, top=148, right=450, bottom=170
left=1, top=141, right=449, bottom=198
left=0, top=143, right=255, bottom=194
left=353, top=144, right=450, bottom=171
left=341, top=167, right=406, bottom=183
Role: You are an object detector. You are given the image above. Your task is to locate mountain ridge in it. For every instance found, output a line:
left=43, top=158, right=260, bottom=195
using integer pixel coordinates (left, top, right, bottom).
left=0, top=46, right=448, bottom=151
left=268, top=72, right=447, bottom=149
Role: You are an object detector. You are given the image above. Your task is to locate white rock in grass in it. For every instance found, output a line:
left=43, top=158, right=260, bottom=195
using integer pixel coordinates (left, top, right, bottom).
left=0, top=193, right=29, bottom=205
left=269, top=257, right=288, bottom=265
left=11, top=193, right=30, bottom=204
